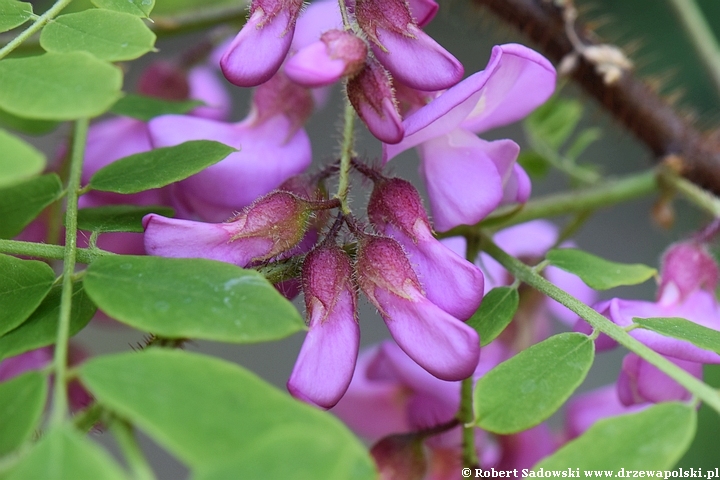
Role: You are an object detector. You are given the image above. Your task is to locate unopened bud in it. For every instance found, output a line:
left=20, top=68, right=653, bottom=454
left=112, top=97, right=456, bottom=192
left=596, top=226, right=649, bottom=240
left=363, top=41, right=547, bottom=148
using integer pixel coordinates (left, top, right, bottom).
left=658, top=241, right=719, bottom=305
left=347, top=57, right=404, bottom=144
left=368, top=177, right=430, bottom=243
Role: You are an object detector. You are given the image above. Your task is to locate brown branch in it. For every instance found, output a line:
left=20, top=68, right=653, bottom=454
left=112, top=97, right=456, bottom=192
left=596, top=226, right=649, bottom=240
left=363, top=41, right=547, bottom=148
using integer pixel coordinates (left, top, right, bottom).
left=471, top=0, right=720, bottom=195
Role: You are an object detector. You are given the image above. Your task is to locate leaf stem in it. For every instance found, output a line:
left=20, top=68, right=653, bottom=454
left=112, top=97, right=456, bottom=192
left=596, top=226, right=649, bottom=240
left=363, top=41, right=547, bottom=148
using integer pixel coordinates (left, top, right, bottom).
left=667, top=0, right=720, bottom=98
left=110, top=419, right=157, bottom=480
left=658, top=165, right=720, bottom=217
left=479, top=234, right=720, bottom=414
left=335, top=101, right=356, bottom=215
left=49, top=118, right=88, bottom=428
left=0, top=239, right=112, bottom=263
left=0, top=0, right=74, bottom=61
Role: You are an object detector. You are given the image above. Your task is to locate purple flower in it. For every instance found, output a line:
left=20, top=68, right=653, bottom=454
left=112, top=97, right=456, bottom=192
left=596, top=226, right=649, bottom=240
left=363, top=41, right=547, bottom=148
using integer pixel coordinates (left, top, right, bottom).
left=367, top=176, right=484, bottom=320
left=597, top=240, right=720, bottom=363
left=617, top=352, right=702, bottom=406
left=355, top=234, right=480, bottom=381
left=563, top=385, right=646, bottom=440
left=383, top=44, right=556, bottom=230
left=149, top=72, right=313, bottom=222
left=143, top=191, right=312, bottom=267
left=287, top=245, right=359, bottom=409
left=220, top=0, right=304, bottom=87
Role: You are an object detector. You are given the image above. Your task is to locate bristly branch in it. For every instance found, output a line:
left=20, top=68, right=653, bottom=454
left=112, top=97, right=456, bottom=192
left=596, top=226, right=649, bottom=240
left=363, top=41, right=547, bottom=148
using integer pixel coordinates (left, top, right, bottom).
left=471, top=0, right=720, bottom=196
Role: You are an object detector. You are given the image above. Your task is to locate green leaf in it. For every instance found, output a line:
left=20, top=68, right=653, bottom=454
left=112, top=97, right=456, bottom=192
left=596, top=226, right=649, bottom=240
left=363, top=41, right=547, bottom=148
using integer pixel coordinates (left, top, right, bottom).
left=0, top=372, right=47, bottom=456
left=517, top=151, right=550, bottom=179
left=566, top=127, right=602, bottom=161
left=83, top=256, right=304, bottom=342
left=92, top=0, right=154, bottom=17
left=467, top=286, right=519, bottom=347
left=76, top=205, right=174, bottom=233
left=6, top=426, right=128, bottom=480
left=0, top=283, right=96, bottom=361
left=546, top=248, right=657, bottom=290
left=0, top=254, right=55, bottom=337
left=79, top=349, right=376, bottom=478
left=633, top=317, right=720, bottom=355
left=474, top=333, right=594, bottom=434
left=535, top=403, right=696, bottom=469
left=40, top=10, right=156, bottom=62
left=526, top=97, right=583, bottom=150
left=110, top=94, right=202, bottom=121
left=0, top=129, right=46, bottom=188
left=151, top=0, right=234, bottom=15
left=89, top=140, right=236, bottom=194
left=0, top=107, right=59, bottom=135
left=0, top=174, right=63, bottom=239
left=0, top=52, right=122, bottom=121
left=0, top=0, right=32, bottom=32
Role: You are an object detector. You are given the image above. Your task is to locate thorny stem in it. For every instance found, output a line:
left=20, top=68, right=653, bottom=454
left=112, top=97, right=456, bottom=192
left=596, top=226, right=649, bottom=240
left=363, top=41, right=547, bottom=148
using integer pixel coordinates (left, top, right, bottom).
left=0, top=0, right=73, bottom=60
left=479, top=234, right=720, bottom=414
left=0, top=239, right=113, bottom=263
left=50, top=118, right=88, bottom=428
left=667, top=0, right=720, bottom=98
left=336, top=101, right=357, bottom=215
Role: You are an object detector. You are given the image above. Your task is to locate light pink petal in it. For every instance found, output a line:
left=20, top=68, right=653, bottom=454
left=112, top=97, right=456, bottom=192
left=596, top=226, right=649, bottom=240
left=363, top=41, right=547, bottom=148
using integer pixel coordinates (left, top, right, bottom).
left=358, top=96, right=405, bottom=145
left=291, top=0, right=342, bottom=50
left=220, top=9, right=295, bottom=87
left=387, top=225, right=484, bottom=320
left=607, top=292, right=720, bottom=363
left=408, top=0, right=438, bottom=27
left=460, top=43, right=556, bottom=133
left=285, top=41, right=347, bottom=88
left=187, top=66, right=232, bottom=121
left=500, top=163, right=532, bottom=205
left=84, top=117, right=152, bottom=180
left=331, top=343, right=411, bottom=441
left=372, top=25, right=463, bottom=92
left=617, top=353, right=701, bottom=406
left=149, top=115, right=311, bottom=222
left=142, top=214, right=270, bottom=267
left=0, top=348, right=53, bottom=381
left=287, top=290, right=360, bottom=409
left=564, top=385, right=646, bottom=440
left=493, top=219, right=558, bottom=258
left=495, top=423, right=557, bottom=471
left=375, top=287, right=480, bottom=381
left=419, top=131, right=505, bottom=231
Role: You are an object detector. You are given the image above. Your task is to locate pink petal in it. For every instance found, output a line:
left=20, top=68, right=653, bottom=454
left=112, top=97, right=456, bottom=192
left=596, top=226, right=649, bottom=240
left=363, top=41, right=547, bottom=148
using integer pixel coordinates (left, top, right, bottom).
left=84, top=117, right=152, bottom=180
left=407, top=0, right=438, bottom=27
left=546, top=264, right=597, bottom=326
left=564, top=385, right=645, bottom=440
left=287, top=289, right=360, bottom=409
left=418, top=131, right=506, bottom=231
left=149, top=115, right=311, bottom=222
left=142, top=214, right=271, bottom=267
left=500, top=163, right=532, bottom=205
left=291, top=0, right=342, bottom=50
left=0, top=348, right=53, bottom=381
left=220, top=9, right=295, bottom=87
left=375, top=287, right=480, bottom=381
left=384, top=43, right=555, bottom=162
left=372, top=25, right=463, bottom=92
left=285, top=41, right=347, bottom=88
left=187, top=66, right=232, bottom=121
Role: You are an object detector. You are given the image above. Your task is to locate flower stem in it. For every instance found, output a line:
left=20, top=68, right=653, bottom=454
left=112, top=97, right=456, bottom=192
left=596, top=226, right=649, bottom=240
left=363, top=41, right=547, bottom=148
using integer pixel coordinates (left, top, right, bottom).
left=459, top=377, right=479, bottom=469
left=480, top=234, right=720, bottom=414
left=667, top=0, right=720, bottom=98
left=0, top=0, right=73, bottom=60
left=49, top=118, right=88, bottom=429
left=0, top=239, right=112, bottom=263
left=335, top=100, right=356, bottom=215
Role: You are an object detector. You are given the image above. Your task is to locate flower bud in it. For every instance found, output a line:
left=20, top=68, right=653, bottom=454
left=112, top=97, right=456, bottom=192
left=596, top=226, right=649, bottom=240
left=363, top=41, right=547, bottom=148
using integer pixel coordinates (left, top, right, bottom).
left=658, top=241, right=719, bottom=305
left=347, top=57, right=404, bottom=144
left=355, top=0, right=463, bottom=91
left=287, top=245, right=359, bottom=408
left=368, top=177, right=484, bottom=320
left=285, top=29, right=368, bottom=88
left=356, top=234, right=480, bottom=381
left=220, top=0, right=304, bottom=87
left=143, top=191, right=312, bottom=267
